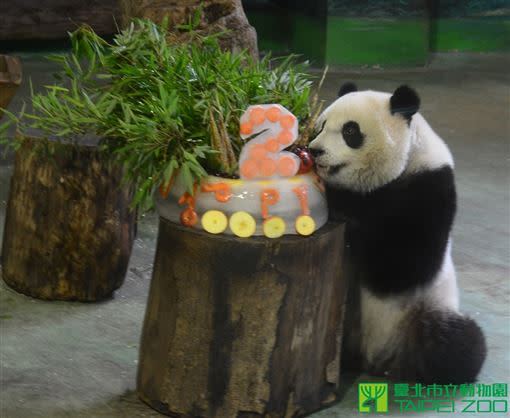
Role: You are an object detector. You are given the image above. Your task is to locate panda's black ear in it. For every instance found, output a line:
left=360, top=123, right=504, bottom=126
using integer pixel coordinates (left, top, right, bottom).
left=338, top=82, right=357, bottom=97
left=390, top=85, right=420, bottom=122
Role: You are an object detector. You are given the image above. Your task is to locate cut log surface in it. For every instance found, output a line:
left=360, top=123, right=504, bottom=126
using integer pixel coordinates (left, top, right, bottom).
left=1, top=136, right=136, bottom=301
left=137, top=218, right=347, bottom=418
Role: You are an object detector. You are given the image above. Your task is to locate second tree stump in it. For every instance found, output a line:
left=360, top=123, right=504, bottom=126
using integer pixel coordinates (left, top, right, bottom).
left=1, top=135, right=136, bottom=301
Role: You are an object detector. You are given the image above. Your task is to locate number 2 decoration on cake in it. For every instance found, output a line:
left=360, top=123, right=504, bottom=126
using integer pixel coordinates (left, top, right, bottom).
left=169, top=103, right=325, bottom=238
left=239, top=104, right=301, bottom=180
left=237, top=104, right=314, bottom=237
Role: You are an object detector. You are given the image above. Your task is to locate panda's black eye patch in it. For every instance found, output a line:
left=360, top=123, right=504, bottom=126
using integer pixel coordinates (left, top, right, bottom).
left=341, top=121, right=364, bottom=149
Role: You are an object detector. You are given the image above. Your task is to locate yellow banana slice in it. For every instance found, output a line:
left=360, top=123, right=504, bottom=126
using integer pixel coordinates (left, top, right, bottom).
left=295, top=215, right=316, bottom=236
left=263, top=216, right=286, bottom=239
left=229, top=211, right=257, bottom=238
left=201, top=210, right=228, bottom=234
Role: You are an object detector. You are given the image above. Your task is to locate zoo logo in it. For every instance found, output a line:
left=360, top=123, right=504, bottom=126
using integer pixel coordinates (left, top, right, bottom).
left=359, top=383, right=389, bottom=413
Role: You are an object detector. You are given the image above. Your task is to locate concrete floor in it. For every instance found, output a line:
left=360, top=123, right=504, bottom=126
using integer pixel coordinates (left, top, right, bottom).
left=0, top=52, right=509, bottom=418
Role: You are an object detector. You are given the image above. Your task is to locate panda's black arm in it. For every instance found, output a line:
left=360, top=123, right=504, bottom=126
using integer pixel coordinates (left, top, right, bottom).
left=329, top=166, right=457, bottom=295
left=326, top=166, right=455, bottom=221
left=368, top=167, right=456, bottom=294
left=325, top=179, right=410, bottom=220
left=325, top=186, right=373, bottom=221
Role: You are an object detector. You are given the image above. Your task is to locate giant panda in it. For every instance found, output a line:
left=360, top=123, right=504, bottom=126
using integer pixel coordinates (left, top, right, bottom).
left=309, top=82, right=486, bottom=383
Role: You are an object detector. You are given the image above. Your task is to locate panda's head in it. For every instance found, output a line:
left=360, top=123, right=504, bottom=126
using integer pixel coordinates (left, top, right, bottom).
left=309, top=83, right=420, bottom=193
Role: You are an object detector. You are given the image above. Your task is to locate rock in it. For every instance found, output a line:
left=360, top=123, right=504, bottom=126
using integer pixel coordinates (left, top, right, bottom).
left=120, top=0, right=259, bottom=59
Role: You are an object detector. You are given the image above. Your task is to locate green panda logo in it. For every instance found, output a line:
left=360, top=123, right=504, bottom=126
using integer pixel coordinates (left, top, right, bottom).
left=358, top=383, right=388, bottom=413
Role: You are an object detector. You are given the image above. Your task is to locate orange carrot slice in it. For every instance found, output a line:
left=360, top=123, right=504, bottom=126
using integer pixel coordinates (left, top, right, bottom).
left=277, top=129, right=293, bottom=145
left=201, top=182, right=232, bottom=203
left=240, top=159, right=259, bottom=179
left=277, top=156, right=297, bottom=177
left=265, top=138, right=279, bottom=153
left=180, top=207, right=198, bottom=227
left=249, top=107, right=266, bottom=125
left=260, top=189, right=280, bottom=219
left=265, top=106, right=281, bottom=122
left=250, top=143, right=268, bottom=159
left=240, top=122, right=253, bottom=135
left=280, top=114, right=296, bottom=129
left=292, top=184, right=310, bottom=216
left=260, top=158, right=277, bottom=177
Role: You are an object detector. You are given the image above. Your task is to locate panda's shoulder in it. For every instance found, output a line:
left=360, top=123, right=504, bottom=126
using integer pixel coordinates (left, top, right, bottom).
left=406, top=113, right=454, bottom=173
left=380, top=165, right=456, bottom=227
left=395, top=165, right=455, bottom=200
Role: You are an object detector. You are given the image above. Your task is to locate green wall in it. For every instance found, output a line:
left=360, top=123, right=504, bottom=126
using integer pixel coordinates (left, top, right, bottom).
left=291, top=14, right=327, bottom=65
left=433, top=18, right=510, bottom=52
left=247, top=12, right=289, bottom=55
left=326, top=18, right=429, bottom=66
left=244, top=1, right=509, bottom=67
left=246, top=11, right=327, bottom=65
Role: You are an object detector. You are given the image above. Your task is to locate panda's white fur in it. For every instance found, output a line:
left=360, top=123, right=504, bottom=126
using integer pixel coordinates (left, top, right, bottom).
left=310, top=84, right=486, bottom=383
left=313, top=91, right=454, bottom=193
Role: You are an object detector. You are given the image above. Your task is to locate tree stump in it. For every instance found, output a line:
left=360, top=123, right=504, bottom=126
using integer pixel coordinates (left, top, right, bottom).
left=1, top=135, right=136, bottom=301
left=0, top=55, right=22, bottom=112
left=137, top=218, right=347, bottom=417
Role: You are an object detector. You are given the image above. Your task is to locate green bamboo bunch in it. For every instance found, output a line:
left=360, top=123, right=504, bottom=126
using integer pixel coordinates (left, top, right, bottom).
left=0, top=17, right=315, bottom=211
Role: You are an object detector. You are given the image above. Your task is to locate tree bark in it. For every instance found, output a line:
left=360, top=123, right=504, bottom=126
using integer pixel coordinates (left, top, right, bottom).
left=0, top=55, right=22, bottom=113
left=137, top=217, right=347, bottom=417
left=1, top=135, right=136, bottom=301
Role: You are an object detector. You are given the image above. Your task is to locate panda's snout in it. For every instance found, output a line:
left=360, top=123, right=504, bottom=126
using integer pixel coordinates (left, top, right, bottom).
left=309, top=147, right=325, bottom=158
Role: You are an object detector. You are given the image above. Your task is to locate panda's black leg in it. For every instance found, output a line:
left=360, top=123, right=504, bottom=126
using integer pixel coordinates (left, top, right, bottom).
left=384, top=309, right=487, bottom=384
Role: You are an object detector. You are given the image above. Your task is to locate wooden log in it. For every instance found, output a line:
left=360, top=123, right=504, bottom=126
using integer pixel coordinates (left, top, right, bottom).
left=0, top=55, right=22, bottom=113
left=137, top=217, right=347, bottom=417
left=1, top=135, right=136, bottom=301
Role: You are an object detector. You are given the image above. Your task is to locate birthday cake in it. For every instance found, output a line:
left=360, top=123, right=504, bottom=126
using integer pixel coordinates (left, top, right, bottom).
left=156, top=104, right=328, bottom=238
